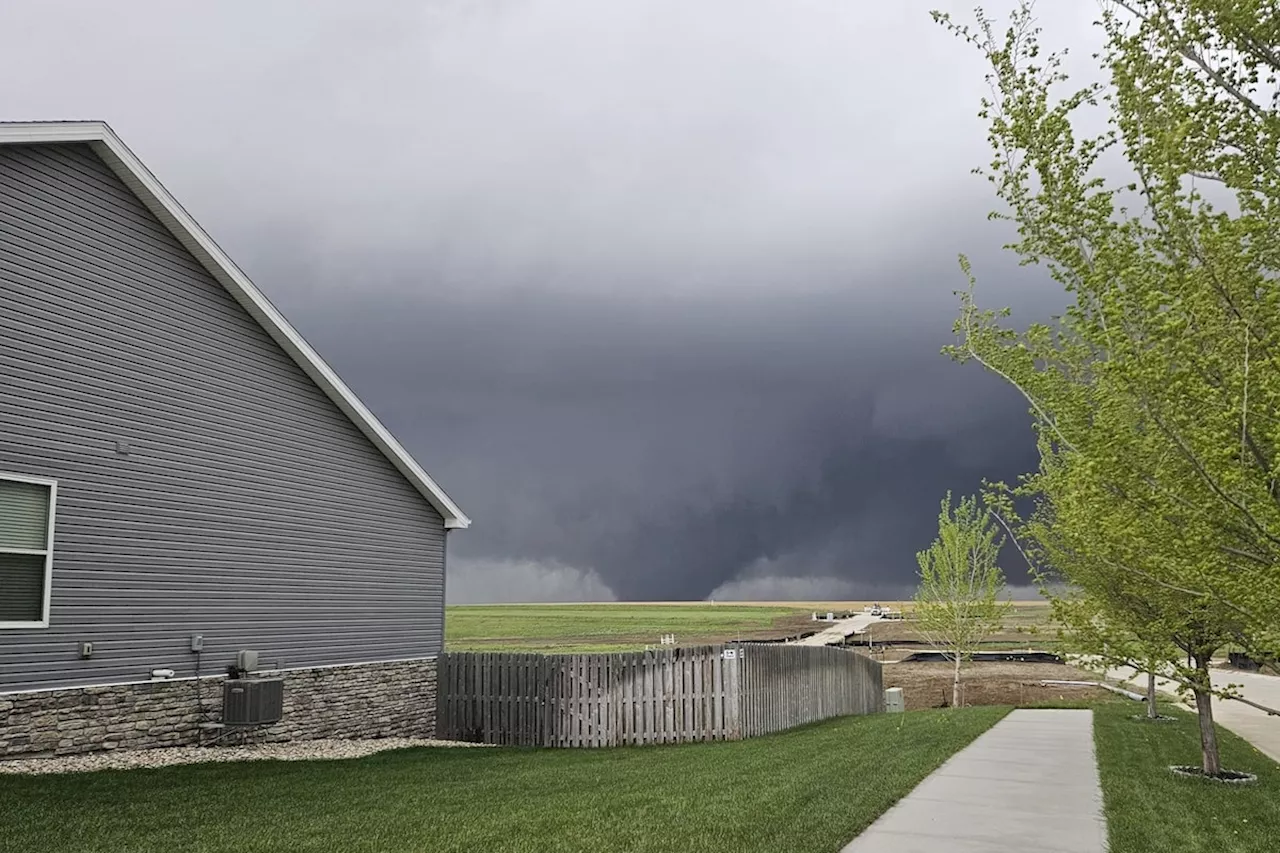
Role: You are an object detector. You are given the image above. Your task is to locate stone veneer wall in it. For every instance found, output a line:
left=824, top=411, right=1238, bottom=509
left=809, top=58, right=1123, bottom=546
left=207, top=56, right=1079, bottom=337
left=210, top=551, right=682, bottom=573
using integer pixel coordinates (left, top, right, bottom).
left=0, top=658, right=437, bottom=758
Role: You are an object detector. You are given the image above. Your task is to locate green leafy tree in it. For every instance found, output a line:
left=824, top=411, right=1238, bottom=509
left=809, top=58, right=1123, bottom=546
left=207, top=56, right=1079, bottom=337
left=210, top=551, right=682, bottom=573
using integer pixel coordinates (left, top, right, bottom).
left=1051, top=588, right=1181, bottom=720
left=932, top=1, right=1280, bottom=775
left=914, top=493, right=1012, bottom=707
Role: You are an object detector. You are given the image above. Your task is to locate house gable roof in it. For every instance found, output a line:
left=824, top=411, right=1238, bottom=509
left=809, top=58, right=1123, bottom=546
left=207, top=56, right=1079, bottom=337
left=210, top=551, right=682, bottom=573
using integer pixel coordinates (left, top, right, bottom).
left=0, top=121, right=470, bottom=529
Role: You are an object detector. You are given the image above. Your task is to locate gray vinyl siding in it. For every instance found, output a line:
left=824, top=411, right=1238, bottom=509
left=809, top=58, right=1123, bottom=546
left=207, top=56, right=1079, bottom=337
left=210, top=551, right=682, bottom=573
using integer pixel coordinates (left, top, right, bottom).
left=0, top=143, right=446, bottom=693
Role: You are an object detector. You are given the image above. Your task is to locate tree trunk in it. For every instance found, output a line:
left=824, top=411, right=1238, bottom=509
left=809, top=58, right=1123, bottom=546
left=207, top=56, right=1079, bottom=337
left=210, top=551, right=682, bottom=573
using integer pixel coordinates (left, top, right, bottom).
left=1191, top=653, right=1222, bottom=776
left=1147, top=670, right=1158, bottom=719
left=952, top=653, right=962, bottom=708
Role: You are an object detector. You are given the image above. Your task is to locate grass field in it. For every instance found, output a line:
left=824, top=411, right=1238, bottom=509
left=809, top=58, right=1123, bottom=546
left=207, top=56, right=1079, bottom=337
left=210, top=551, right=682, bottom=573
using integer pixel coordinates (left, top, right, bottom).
left=445, top=601, right=1057, bottom=654
left=1094, top=700, right=1280, bottom=852
left=445, top=603, right=818, bottom=652
left=0, top=708, right=1008, bottom=853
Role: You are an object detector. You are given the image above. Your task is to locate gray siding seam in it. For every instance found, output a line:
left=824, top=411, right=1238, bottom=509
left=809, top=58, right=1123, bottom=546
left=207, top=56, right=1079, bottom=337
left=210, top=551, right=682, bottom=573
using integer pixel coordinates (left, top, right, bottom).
left=3, top=144, right=216, bottom=266
left=0, top=160, right=211, bottom=269
left=0, top=256, right=327, bottom=377
left=0, top=179, right=208, bottom=278
left=0, top=422, right=450, bottom=509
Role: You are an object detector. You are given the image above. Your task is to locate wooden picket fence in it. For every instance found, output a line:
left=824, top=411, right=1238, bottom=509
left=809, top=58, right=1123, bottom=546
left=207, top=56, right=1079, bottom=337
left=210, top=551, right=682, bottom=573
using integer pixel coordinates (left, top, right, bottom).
left=435, top=643, right=883, bottom=747
left=739, top=643, right=883, bottom=737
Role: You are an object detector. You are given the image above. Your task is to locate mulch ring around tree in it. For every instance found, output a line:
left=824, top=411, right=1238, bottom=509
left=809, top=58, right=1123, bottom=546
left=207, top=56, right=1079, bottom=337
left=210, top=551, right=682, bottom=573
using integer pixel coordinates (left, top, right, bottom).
left=1168, top=765, right=1259, bottom=784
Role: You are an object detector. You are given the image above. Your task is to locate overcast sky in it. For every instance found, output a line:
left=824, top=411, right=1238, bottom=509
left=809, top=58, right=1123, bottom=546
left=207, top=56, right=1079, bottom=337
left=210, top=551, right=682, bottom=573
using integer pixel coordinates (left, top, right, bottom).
left=0, top=1, right=1106, bottom=601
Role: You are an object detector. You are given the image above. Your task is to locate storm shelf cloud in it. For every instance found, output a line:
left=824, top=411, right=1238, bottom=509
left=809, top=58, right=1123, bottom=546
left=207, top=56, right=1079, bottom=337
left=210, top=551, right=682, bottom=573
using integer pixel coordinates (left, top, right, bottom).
left=0, top=0, right=1105, bottom=601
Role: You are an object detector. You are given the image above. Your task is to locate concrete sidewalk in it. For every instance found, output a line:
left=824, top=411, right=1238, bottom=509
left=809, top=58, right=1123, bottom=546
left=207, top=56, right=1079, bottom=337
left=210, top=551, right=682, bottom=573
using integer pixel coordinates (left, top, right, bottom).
left=841, top=709, right=1106, bottom=853
left=792, top=613, right=882, bottom=647
left=1109, top=666, right=1280, bottom=763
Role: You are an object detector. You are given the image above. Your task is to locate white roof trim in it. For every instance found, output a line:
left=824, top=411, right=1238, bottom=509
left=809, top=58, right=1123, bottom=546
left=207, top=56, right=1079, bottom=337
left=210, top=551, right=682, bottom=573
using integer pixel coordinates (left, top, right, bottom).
left=0, top=121, right=470, bottom=529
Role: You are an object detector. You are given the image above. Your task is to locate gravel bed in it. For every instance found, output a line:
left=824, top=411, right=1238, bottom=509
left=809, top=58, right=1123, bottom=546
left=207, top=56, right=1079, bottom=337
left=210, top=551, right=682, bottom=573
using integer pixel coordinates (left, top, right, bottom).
left=0, top=737, right=491, bottom=775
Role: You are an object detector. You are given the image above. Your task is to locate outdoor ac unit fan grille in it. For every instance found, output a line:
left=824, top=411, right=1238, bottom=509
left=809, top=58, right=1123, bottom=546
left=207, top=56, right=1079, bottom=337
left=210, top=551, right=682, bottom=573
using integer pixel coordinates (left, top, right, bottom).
left=222, top=678, right=285, bottom=726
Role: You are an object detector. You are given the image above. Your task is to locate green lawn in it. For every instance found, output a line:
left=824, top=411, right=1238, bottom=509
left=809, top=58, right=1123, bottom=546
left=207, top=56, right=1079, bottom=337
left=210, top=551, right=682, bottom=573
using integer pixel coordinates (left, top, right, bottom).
left=15, top=698, right=1277, bottom=852
left=1094, top=700, right=1280, bottom=853
left=445, top=603, right=809, bottom=652
left=0, top=707, right=1007, bottom=853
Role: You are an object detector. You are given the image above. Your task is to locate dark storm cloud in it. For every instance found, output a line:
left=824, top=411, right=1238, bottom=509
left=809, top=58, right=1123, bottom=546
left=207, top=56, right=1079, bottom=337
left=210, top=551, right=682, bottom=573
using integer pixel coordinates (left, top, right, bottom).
left=281, top=261, right=1049, bottom=601
left=0, top=0, right=1104, bottom=599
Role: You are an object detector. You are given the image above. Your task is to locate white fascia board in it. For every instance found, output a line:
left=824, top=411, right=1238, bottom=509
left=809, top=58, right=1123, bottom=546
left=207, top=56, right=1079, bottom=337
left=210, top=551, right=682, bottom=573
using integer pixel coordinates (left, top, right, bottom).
left=0, top=121, right=470, bottom=529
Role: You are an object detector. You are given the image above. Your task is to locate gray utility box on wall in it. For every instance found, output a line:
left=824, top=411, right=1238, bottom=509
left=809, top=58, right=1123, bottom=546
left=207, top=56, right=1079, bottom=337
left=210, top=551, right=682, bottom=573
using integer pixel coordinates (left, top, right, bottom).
left=223, top=678, right=285, bottom=727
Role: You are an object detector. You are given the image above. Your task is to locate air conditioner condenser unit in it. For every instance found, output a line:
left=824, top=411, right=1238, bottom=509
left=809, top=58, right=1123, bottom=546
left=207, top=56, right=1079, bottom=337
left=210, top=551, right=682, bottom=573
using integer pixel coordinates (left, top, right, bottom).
left=222, top=678, right=285, bottom=727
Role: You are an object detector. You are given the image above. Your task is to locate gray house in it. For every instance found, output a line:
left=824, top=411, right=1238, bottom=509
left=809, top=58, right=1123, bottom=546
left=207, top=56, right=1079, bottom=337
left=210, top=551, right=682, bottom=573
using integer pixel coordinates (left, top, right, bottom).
left=0, top=121, right=469, bottom=757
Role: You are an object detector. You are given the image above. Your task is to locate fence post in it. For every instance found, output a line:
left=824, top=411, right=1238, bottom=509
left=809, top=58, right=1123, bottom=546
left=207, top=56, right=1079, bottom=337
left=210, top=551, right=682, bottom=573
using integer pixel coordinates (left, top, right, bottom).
left=733, top=644, right=741, bottom=739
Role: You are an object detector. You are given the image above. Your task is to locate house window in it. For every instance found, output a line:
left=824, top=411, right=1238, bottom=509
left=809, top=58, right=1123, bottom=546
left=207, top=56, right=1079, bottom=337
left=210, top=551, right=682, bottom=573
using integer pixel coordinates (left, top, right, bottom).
left=0, top=474, right=56, bottom=628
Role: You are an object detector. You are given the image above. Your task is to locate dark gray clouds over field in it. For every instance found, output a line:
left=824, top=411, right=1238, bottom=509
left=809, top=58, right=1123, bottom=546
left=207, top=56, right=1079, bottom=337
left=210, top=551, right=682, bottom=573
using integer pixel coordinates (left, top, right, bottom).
left=0, top=1, right=1105, bottom=601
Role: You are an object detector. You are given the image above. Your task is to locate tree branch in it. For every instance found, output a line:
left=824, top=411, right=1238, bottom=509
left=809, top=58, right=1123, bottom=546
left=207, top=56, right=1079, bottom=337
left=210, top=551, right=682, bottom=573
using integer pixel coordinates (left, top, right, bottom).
left=1228, top=693, right=1280, bottom=717
left=1094, top=552, right=1258, bottom=623
left=1143, top=402, right=1280, bottom=549
left=1113, top=0, right=1270, bottom=120
left=960, top=304, right=1080, bottom=454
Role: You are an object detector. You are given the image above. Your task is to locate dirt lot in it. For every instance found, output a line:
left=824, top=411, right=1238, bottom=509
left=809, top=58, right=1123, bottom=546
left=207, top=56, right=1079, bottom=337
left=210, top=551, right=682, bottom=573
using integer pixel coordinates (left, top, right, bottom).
left=883, top=660, right=1106, bottom=710
left=858, top=604, right=1055, bottom=644
left=851, top=603, right=1060, bottom=662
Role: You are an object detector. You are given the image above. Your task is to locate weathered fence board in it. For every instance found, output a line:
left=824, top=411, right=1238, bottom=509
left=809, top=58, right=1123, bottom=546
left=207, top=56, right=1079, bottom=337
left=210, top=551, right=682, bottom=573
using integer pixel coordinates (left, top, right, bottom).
left=436, top=643, right=883, bottom=747
left=736, top=644, right=883, bottom=737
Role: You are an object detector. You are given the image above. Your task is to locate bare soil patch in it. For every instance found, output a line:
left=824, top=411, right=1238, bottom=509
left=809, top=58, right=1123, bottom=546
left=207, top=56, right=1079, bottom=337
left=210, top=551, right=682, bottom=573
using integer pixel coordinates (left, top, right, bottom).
left=883, top=661, right=1105, bottom=710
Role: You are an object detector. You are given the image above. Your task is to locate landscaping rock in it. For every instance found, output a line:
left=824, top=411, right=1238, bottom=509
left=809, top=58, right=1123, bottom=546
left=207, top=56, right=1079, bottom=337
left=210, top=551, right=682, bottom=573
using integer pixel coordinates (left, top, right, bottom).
left=0, top=737, right=491, bottom=775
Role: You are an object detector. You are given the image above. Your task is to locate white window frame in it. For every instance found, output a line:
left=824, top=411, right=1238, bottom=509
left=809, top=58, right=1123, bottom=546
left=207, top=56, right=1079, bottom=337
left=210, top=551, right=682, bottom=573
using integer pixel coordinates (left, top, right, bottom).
left=0, top=472, right=57, bottom=629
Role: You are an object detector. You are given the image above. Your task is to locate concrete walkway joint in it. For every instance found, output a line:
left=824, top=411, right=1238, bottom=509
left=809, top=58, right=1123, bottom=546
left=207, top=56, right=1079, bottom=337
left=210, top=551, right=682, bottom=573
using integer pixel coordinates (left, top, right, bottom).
left=841, top=709, right=1106, bottom=853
